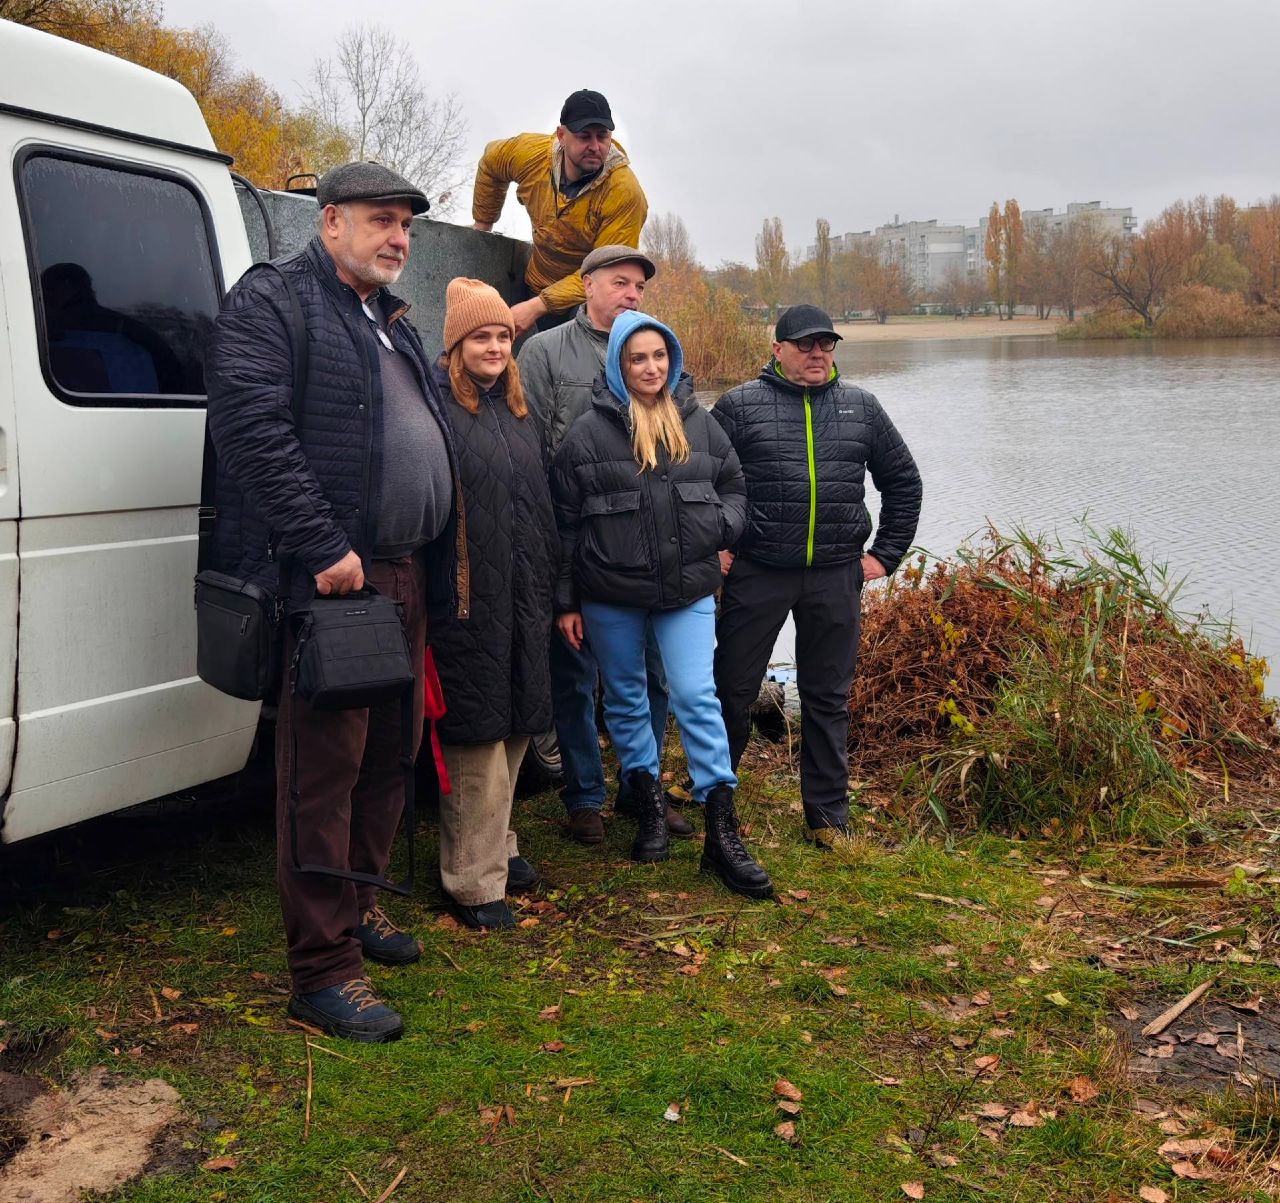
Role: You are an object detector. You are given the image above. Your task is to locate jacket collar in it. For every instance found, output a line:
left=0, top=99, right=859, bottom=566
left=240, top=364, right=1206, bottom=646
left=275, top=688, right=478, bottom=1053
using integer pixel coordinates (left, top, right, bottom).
left=574, top=304, right=610, bottom=343
left=304, top=236, right=412, bottom=324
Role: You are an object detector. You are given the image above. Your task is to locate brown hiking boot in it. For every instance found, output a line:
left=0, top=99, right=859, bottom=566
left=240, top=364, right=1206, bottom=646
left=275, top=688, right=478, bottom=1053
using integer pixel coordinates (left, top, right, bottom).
left=566, top=808, right=605, bottom=845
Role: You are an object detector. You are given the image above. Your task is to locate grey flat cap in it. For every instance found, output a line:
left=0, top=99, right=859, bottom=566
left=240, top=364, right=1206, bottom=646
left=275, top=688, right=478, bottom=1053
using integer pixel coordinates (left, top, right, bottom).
left=581, top=244, right=656, bottom=279
left=316, top=162, right=429, bottom=215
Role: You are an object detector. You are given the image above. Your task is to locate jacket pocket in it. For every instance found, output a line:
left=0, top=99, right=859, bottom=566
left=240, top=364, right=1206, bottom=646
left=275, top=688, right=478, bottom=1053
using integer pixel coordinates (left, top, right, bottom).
left=579, top=489, right=652, bottom=574
left=673, top=480, right=723, bottom=560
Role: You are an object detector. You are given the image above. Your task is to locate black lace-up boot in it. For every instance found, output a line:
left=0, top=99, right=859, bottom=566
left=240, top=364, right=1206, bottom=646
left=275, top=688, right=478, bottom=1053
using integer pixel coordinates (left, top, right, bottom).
left=625, top=769, right=670, bottom=863
left=702, top=785, right=774, bottom=899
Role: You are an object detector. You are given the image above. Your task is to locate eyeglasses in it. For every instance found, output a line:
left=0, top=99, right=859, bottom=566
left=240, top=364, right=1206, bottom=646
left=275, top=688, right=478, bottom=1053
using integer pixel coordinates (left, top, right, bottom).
left=786, top=335, right=838, bottom=353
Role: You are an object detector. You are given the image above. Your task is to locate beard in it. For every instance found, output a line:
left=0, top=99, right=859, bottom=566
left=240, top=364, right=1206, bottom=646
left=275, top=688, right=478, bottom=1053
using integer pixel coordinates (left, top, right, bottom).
left=336, top=247, right=405, bottom=290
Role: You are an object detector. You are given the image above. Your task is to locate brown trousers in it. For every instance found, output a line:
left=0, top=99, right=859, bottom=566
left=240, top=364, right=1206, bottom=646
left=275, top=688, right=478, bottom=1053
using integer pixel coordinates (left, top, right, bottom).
left=274, top=555, right=426, bottom=993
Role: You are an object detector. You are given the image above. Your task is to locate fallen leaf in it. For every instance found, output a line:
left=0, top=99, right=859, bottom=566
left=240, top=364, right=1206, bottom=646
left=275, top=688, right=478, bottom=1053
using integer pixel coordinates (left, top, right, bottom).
left=220, top=927, right=238, bottom=937
left=1009, top=1101, right=1045, bottom=1128
left=776, top=1099, right=802, bottom=1116
left=1139, top=1188, right=1169, bottom=1203
left=170, top=1023, right=199, bottom=1037
left=774, top=1120, right=800, bottom=1145
left=1028, top=960, right=1051, bottom=974
left=949, top=1035, right=975, bottom=1049
left=1035, top=895, right=1056, bottom=907
left=1068, top=1076, right=1099, bottom=1103
left=901, top=1182, right=925, bottom=1199
left=201, top=1156, right=239, bottom=1172
left=1119, top=1005, right=1141, bottom=1021
left=985, top=1027, right=1016, bottom=1039
left=160, top=987, right=183, bottom=1001
left=518, top=917, right=541, bottom=929
left=1159, top=1138, right=1221, bottom=1159
left=436, top=914, right=461, bottom=930
left=929, top=1150, right=959, bottom=1169
left=1044, top=991, right=1070, bottom=1007
left=874, top=1076, right=902, bottom=1087
left=1170, top=1160, right=1217, bottom=1181
left=677, top=964, right=701, bottom=977
left=94, top=1027, right=119, bottom=1040
left=787, top=889, right=810, bottom=901
left=977, top=1103, right=1010, bottom=1119
left=1227, top=995, right=1262, bottom=1015
left=670, top=943, right=693, bottom=958
left=1214, top=1041, right=1241, bottom=1059
left=1158, top=1119, right=1185, bottom=1135
left=973, top=1055, right=1000, bottom=1074
left=540, top=1041, right=565, bottom=1053
left=538, top=1005, right=562, bottom=1021
left=930, top=944, right=958, bottom=957
left=971, top=990, right=992, bottom=1006
left=1193, top=1031, right=1220, bottom=1046
left=774, top=1079, right=803, bottom=1102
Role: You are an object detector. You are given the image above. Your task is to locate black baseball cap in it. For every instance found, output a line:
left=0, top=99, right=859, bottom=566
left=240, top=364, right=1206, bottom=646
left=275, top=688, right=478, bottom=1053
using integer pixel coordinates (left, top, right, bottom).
left=775, top=304, right=841, bottom=343
left=560, top=89, right=615, bottom=133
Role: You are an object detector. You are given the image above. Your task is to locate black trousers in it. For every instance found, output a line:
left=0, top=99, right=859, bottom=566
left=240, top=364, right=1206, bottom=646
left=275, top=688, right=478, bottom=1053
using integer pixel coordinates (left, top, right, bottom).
left=714, top=555, right=862, bottom=829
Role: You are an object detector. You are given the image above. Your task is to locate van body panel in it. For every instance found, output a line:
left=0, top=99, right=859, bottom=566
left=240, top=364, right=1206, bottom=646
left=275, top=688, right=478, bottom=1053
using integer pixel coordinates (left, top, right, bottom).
left=0, top=523, right=17, bottom=798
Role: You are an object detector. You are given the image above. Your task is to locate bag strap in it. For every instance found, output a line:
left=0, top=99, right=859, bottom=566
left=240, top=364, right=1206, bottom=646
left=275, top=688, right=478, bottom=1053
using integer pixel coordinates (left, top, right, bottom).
left=198, top=261, right=310, bottom=569
left=286, top=663, right=417, bottom=898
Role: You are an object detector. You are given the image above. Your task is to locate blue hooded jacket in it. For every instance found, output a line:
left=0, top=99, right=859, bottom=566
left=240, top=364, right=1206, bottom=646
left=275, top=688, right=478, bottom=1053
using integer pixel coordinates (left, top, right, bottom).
left=604, top=310, right=685, bottom=407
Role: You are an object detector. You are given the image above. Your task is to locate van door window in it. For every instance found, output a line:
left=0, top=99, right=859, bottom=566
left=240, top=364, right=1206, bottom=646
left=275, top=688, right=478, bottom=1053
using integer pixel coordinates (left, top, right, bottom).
left=18, top=151, right=221, bottom=407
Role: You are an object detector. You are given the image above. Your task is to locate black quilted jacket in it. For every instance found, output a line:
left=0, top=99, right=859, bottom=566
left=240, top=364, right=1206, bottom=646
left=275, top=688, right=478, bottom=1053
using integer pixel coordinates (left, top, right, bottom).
left=205, top=238, right=465, bottom=613
left=551, top=382, right=748, bottom=612
left=427, top=366, right=557, bottom=743
left=711, top=363, right=922, bottom=573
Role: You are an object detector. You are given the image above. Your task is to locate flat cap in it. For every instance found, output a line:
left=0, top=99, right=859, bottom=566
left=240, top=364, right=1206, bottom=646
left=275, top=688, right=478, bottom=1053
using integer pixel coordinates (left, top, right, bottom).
left=316, top=161, right=429, bottom=215
left=581, top=244, right=656, bottom=280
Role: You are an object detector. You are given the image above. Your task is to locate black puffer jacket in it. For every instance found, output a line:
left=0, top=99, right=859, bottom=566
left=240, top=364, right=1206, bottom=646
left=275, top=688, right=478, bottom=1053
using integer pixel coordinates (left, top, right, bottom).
left=551, top=382, right=748, bottom=612
left=427, top=365, right=558, bottom=744
left=712, top=363, right=922, bottom=574
left=205, top=238, right=465, bottom=612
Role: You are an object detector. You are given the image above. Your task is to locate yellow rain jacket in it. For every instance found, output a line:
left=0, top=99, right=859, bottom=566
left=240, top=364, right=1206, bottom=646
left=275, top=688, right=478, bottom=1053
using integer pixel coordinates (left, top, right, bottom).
left=472, top=133, right=647, bottom=314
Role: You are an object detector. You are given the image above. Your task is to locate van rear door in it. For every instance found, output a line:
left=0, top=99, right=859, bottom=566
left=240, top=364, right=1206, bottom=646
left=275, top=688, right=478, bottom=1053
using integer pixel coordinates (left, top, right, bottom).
left=0, top=271, right=20, bottom=804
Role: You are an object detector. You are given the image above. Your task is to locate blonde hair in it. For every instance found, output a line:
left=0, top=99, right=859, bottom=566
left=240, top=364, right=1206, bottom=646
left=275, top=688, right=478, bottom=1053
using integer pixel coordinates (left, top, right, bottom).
left=629, top=385, right=690, bottom=471
left=445, top=346, right=528, bottom=419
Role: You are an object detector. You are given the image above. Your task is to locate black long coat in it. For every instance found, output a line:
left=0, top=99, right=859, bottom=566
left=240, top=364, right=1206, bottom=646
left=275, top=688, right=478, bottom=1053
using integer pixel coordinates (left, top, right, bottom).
left=427, top=364, right=557, bottom=744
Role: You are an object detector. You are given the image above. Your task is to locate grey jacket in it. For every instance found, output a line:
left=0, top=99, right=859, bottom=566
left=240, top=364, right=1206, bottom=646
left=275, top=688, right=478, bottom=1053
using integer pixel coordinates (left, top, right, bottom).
left=517, top=304, right=609, bottom=464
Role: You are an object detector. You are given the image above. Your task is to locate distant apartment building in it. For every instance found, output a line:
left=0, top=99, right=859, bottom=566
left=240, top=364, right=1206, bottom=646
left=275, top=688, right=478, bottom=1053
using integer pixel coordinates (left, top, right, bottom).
left=803, top=200, right=1135, bottom=295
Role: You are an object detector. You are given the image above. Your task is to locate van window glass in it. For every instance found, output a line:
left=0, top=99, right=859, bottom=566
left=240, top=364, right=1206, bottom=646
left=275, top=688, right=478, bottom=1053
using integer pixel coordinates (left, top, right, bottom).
left=21, top=153, right=220, bottom=405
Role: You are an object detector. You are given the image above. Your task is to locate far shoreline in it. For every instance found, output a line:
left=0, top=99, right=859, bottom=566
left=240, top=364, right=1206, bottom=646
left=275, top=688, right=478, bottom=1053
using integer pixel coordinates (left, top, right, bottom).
left=832, top=315, right=1059, bottom=343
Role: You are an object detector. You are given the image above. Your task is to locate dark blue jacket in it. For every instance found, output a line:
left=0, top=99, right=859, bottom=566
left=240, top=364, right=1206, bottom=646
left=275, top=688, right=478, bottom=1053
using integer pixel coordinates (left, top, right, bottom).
left=205, top=238, right=466, bottom=613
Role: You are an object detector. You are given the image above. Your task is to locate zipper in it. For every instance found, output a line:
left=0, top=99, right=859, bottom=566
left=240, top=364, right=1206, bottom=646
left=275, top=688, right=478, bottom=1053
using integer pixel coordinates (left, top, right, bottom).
left=804, top=390, right=817, bottom=567
left=348, top=308, right=376, bottom=558
left=202, top=598, right=251, bottom=635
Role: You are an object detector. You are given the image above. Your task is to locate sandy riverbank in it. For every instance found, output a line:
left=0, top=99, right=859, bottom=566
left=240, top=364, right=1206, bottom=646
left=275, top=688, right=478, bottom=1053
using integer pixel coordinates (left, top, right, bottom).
left=834, top=315, right=1059, bottom=342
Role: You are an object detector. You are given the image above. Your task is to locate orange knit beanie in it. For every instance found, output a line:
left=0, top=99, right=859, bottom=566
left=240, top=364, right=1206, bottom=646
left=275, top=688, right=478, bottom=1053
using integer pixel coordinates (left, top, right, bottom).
left=443, top=278, right=515, bottom=352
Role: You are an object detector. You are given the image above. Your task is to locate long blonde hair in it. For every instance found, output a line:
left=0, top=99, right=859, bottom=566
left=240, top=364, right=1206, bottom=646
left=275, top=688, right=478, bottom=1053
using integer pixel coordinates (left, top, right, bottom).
left=445, top=347, right=528, bottom=418
left=629, top=385, right=690, bottom=471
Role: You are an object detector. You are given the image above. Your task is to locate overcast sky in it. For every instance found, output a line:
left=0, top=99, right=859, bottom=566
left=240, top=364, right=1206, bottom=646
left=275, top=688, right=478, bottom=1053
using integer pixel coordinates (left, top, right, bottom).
left=163, top=0, right=1280, bottom=264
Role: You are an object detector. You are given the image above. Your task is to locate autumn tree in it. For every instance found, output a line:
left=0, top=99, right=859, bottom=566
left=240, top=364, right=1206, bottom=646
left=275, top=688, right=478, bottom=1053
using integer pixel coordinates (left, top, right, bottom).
left=1241, top=196, right=1280, bottom=305
left=755, top=217, right=790, bottom=319
left=1047, top=218, right=1103, bottom=322
left=813, top=217, right=833, bottom=312
left=305, top=23, right=467, bottom=214
left=860, top=240, right=912, bottom=323
left=709, top=261, right=757, bottom=298
left=1089, top=227, right=1185, bottom=328
left=984, top=203, right=1004, bottom=319
left=642, top=212, right=698, bottom=275
left=1, top=0, right=159, bottom=53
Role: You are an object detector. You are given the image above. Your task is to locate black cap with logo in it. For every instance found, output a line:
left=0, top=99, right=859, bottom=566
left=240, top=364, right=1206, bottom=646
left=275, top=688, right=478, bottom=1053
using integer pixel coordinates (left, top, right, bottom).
left=560, top=89, right=615, bottom=133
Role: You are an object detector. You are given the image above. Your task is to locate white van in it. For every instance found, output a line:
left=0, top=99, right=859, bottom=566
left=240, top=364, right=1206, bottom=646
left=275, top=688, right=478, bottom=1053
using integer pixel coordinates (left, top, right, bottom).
left=0, top=20, right=262, bottom=842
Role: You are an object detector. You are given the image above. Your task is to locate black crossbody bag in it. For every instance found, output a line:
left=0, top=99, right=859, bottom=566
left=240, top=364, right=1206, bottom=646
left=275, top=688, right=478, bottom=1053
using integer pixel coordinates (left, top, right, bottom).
left=197, top=267, right=419, bottom=894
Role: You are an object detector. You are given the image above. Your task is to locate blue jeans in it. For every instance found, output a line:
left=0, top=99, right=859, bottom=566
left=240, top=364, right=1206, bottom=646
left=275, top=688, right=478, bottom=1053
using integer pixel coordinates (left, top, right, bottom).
left=582, top=596, right=736, bottom=803
left=549, top=621, right=668, bottom=813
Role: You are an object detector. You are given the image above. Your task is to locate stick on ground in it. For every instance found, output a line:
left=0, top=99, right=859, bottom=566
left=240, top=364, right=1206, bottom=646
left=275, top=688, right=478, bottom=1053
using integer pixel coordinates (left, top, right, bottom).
left=1141, top=977, right=1218, bottom=1038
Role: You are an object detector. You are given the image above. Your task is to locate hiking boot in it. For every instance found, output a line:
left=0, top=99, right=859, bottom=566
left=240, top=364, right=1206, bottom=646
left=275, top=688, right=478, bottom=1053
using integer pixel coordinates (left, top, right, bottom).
left=803, top=823, right=852, bottom=850
left=566, top=808, right=605, bottom=845
left=448, top=898, right=516, bottom=930
left=506, top=855, right=540, bottom=894
left=701, top=784, right=774, bottom=899
left=288, top=978, right=404, bottom=1043
left=625, top=769, right=670, bottom=864
left=355, top=905, right=422, bottom=966
left=614, top=779, right=694, bottom=837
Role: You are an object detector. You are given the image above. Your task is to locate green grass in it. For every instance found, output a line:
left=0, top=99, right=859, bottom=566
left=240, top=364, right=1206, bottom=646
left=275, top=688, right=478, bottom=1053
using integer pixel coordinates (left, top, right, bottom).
left=1, top=758, right=1277, bottom=1202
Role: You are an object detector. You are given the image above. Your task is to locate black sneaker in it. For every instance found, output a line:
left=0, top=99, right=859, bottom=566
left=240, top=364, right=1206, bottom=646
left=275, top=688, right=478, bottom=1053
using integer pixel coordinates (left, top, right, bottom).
left=448, top=898, right=516, bottom=930
left=355, top=905, right=422, bottom=966
left=288, top=978, right=404, bottom=1043
left=506, top=856, right=540, bottom=894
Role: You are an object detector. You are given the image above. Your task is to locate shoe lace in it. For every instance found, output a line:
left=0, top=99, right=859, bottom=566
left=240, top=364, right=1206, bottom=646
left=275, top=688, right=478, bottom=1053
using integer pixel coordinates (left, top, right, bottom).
left=361, top=906, right=400, bottom=940
left=337, top=978, right=384, bottom=1013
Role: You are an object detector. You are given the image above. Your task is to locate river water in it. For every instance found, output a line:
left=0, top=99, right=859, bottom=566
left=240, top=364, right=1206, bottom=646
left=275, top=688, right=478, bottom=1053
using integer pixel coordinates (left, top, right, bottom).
left=766, top=335, right=1280, bottom=686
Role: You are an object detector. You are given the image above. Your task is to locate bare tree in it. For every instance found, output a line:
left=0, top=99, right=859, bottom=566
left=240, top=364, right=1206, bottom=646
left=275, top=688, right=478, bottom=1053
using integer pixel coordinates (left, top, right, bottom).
left=814, top=217, right=833, bottom=312
left=755, top=217, right=790, bottom=319
left=642, top=212, right=698, bottom=273
left=305, top=23, right=467, bottom=215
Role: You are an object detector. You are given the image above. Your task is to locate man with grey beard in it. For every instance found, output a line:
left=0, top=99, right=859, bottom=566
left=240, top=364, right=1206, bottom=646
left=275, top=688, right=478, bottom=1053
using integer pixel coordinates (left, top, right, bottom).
left=206, top=163, right=462, bottom=1042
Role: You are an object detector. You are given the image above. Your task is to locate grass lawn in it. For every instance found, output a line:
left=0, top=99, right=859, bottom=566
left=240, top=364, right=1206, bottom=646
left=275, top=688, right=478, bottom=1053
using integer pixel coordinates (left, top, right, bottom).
left=1, top=753, right=1278, bottom=1202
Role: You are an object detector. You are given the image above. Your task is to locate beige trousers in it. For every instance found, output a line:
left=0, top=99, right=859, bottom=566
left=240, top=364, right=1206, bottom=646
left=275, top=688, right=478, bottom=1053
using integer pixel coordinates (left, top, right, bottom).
left=439, top=736, right=530, bottom=905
